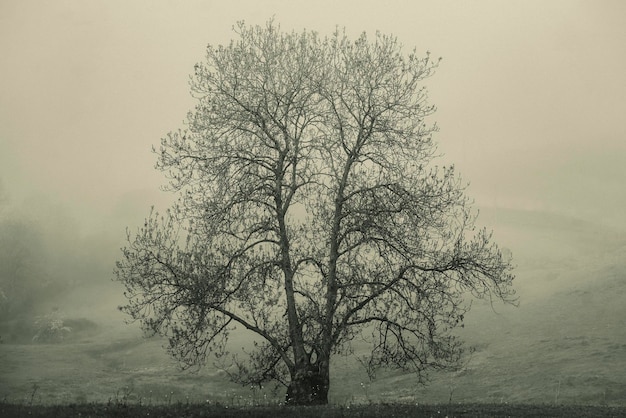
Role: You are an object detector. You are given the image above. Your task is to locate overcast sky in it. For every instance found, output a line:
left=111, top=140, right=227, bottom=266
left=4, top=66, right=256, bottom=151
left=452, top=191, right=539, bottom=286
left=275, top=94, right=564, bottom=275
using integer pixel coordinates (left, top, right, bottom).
left=1, top=0, right=625, bottom=236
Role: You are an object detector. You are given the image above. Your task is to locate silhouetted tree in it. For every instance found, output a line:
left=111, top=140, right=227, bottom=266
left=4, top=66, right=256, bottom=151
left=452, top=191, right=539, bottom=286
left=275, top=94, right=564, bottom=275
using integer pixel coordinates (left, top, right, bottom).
left=115, top=21, right=515, bottom=405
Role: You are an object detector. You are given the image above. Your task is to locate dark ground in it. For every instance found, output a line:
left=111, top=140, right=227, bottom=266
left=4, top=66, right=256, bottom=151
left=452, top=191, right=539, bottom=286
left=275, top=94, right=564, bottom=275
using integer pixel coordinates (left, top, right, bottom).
left=2, top=402, right=626, bottom=418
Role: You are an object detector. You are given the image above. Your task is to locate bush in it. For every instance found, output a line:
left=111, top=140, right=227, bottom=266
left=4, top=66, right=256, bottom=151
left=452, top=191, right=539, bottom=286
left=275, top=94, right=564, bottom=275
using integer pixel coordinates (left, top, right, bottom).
left=32, top=309, right=71, bottom=343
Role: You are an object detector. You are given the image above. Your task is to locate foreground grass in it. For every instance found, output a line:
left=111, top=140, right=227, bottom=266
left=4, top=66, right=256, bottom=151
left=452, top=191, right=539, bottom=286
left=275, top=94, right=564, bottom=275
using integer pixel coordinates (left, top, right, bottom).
left=2, top=402, right=626, bottom=418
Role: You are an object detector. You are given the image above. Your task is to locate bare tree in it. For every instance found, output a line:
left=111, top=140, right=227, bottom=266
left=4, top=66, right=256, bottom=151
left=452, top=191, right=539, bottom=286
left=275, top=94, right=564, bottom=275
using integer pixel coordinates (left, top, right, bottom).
left=115, top=20, right=515, bottom=405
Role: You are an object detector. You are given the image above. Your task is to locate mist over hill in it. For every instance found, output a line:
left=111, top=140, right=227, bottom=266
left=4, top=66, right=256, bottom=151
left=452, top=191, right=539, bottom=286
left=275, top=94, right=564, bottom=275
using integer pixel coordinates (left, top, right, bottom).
left=323, top=207, right=626, bottom=405
left=1, top=200, right=624, bottom=405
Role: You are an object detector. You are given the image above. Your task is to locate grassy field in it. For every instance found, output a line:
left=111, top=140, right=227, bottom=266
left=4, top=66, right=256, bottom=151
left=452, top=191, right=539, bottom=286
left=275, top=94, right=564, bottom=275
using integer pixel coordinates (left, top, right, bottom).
left=1, top=209, right=625, bottom=410
left=2, top=402, right=626, bottom=418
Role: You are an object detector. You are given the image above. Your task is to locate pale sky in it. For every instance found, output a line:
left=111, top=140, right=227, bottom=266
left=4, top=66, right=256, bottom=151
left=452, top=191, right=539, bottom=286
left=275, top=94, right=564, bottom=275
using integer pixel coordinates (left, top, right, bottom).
left=1, top=0, right=625, bottom=235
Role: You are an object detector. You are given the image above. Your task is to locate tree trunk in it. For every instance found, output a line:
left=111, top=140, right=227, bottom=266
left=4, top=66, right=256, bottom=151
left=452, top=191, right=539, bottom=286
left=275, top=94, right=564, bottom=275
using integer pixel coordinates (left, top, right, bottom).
left=285, top=362, right=330, bottom=405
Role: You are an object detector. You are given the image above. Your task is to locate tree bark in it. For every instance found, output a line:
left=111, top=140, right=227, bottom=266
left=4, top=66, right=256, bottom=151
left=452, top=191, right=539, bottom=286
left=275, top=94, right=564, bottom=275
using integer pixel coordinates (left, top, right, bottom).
left=285, top=361, right=330, bottom=405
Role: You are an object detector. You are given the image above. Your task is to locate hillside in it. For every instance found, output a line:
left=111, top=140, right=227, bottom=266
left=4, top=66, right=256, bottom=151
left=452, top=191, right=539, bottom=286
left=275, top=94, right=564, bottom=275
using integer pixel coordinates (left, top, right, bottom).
left=1, top=208, right=624, bottom=406
left=332, top=208, right=626, bottom=405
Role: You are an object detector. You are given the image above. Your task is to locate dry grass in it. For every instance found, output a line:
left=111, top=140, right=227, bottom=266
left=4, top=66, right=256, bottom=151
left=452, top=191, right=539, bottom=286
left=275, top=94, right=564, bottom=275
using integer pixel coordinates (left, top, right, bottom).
left=2, top=402, right=626, bottom=418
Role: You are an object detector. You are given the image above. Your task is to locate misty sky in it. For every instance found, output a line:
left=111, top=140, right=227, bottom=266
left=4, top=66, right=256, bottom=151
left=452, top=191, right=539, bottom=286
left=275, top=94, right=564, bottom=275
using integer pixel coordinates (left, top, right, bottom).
left=1, top=0, right=625, bottom=237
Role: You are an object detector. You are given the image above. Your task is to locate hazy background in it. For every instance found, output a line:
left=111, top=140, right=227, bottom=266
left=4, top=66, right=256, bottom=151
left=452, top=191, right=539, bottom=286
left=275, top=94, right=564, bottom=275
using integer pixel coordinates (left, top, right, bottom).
left=1, top=0, right=625, bottom=404
left=2, top=0, right=625, bottom=230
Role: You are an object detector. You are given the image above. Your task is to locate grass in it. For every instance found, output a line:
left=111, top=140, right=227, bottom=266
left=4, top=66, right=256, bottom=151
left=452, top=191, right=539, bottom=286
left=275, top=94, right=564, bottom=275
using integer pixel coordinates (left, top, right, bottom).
left=1, top=209, right=625, bottom=411
left=1, top=402, right=626, bottom=418
left=2, top=260, right=626, bottom=407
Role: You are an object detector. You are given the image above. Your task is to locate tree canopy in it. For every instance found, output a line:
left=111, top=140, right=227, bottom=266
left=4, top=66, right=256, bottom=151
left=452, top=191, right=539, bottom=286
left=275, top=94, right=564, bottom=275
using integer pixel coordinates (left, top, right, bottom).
left=115, top=20, right=515, bottom=405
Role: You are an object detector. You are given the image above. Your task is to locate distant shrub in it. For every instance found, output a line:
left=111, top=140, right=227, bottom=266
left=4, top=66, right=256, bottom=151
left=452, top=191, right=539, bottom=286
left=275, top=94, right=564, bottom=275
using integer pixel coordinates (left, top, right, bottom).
left=32, top=309, right=71, bottom=343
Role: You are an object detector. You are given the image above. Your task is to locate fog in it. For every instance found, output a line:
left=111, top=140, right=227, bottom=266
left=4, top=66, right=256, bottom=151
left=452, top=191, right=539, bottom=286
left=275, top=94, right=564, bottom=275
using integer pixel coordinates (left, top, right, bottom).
left=1, top=0, right=625, bottom=405
left=2, top=1, right=626, bottom=232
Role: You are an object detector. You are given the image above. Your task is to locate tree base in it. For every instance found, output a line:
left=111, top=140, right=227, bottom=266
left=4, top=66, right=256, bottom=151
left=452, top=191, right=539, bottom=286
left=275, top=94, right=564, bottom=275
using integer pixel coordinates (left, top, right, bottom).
left=285, top=369, right=329, bottom=405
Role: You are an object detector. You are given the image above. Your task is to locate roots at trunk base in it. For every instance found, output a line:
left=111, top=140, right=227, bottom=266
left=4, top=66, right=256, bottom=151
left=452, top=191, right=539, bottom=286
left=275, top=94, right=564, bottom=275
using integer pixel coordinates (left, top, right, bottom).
left=285, top=367, right=329, bottom=405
